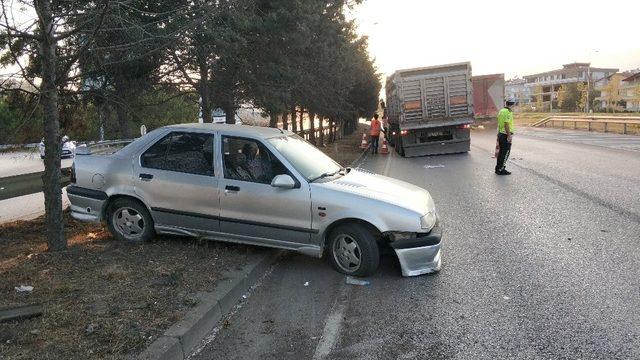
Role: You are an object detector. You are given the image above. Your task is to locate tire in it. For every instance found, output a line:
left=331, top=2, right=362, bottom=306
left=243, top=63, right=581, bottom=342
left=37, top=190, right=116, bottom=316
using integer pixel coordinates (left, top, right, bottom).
left=106, top=198, right=154, bottom=243
left=328, top=223, right=380, bottom=277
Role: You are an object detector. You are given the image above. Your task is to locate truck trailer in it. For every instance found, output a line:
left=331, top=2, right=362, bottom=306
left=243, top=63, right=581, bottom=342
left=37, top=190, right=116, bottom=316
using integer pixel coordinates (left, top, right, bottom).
left=385, top=62, right=473, bottom=157
left=472, top=74, right=505, bottom=119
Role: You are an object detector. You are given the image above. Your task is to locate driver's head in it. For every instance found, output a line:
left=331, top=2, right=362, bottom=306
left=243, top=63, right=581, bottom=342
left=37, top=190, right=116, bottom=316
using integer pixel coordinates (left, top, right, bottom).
left=241, top=143, right=257, bottom=159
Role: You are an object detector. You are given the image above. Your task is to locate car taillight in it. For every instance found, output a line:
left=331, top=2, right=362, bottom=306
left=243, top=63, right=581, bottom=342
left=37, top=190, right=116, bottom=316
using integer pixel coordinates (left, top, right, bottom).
left=458, top=124, right=470, bottom=129
left=70, top=164, right=76, bottom=183
left=400, top=130, right=408, bottom=136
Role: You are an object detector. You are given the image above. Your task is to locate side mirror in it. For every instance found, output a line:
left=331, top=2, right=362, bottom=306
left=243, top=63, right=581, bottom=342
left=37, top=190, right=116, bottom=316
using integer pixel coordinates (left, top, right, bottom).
left=271, top=174, right=296, bottom=189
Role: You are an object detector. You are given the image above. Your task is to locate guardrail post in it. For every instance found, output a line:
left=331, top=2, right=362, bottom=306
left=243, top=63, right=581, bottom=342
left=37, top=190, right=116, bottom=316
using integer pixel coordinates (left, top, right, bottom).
left=573, top=121, right=577, bottom=130
left=604, top=122, right=608, bottom=133
left=561, top=120, right=564, bottom=129
left=623, top=123, right=627, bottom=134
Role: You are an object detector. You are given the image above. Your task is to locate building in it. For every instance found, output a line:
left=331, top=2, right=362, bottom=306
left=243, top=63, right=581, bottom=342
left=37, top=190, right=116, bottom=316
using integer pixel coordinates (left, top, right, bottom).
left=595, top=71, right=640, bottom=112
left=523, top=63, right=618, bottom=108
left=621, top=72, right=640, bottom=111
left=505, top=78, right=531, bottom=104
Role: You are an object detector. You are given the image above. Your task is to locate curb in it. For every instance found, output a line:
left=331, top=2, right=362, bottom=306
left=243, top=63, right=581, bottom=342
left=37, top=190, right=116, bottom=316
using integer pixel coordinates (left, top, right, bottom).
left=139, top=250, right=281, bottom=360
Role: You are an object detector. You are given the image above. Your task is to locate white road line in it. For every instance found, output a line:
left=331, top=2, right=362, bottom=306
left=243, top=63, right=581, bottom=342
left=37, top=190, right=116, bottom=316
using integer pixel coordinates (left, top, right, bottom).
left=312, top=284, right=350, bottom=360
left=383, top=149, right=392, bottom=176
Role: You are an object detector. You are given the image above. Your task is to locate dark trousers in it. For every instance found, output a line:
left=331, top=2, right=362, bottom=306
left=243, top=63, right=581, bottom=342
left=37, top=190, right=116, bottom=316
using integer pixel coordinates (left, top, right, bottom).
left=495, top=133, right=511, bottom=172
left=370, top=135, right=380, bottom=153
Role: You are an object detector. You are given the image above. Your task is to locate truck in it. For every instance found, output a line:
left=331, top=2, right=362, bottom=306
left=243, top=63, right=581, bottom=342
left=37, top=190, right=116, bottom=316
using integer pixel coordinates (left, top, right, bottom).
left=385, top=62, right=473, bottom=157
left=472, top=74, right=505, bottom=119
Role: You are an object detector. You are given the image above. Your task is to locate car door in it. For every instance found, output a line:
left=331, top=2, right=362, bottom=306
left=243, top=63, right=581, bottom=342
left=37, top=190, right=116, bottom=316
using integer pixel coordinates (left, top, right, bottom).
left=217, top=135, right=313, bottom=247
left=133, top=130, right=220, bottom=233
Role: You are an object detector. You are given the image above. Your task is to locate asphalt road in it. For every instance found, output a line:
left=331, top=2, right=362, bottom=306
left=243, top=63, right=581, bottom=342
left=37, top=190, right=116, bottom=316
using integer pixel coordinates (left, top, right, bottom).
left=191, top=127, right=640, bottom=360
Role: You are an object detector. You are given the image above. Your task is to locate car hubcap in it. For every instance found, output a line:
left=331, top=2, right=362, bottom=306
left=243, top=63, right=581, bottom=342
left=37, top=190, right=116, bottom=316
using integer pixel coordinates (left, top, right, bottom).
left=333, top=234, right=361, bottom=273
left=113, top=207, right=145, bottom=240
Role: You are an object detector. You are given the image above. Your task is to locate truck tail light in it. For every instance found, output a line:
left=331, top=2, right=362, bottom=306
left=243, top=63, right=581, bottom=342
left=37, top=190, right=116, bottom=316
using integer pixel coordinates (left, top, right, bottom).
left=457, top=124, right=470, bottom=129
left=400, top=130, right=408, bottom=136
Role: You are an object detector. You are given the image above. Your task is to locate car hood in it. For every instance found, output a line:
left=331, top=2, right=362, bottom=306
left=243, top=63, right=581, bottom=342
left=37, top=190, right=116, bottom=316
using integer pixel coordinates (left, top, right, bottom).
left=316, top=168, right=435, bottom=215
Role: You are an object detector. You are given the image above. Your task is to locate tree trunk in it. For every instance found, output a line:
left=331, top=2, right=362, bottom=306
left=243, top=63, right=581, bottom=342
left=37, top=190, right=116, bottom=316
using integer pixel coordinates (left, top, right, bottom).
left=290, top=105, right=297, bottom=133
left=198, top=58, right=212, bottom=123
left=35, top=0, right=65, bottom=251
left=282, top=111, right=288, bottom=130
left=269, top=111, right=278, bottom=128
left=329, top=117, right=335, bottom=142
left=115, top=101, right=130, bottom=138
left=309, top=111, right=316, bottom=145
left=318, top=116, right=324, bottom=146
left=224, top=104, right=235, bottom=124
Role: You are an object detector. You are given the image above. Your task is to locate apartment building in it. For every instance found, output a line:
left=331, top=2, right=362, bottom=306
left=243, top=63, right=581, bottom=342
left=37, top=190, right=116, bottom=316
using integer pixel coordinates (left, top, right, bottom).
left=523, top=62, right=618, bottom=104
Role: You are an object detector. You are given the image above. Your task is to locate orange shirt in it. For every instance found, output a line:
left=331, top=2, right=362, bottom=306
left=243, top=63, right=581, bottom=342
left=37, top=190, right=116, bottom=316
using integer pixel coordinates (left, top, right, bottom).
left=370, top=119, right=381, bottom=136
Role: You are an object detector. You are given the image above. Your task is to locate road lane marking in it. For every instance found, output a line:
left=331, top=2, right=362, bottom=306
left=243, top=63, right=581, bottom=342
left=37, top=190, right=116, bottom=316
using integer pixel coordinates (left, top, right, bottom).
left=383, top=150, right=392, bottom=176
left=312, top=284, right=350, bottom=360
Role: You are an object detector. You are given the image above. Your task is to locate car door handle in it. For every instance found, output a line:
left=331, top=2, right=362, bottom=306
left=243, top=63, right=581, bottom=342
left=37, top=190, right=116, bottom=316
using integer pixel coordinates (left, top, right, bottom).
left=139, top=173, right=154, bottom=181
left=225, top=185, right=240, bottom=193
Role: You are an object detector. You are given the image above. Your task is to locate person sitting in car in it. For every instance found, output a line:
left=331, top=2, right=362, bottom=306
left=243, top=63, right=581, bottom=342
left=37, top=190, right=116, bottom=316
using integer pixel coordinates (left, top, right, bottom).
left=242, top=143, right=269, bottom=182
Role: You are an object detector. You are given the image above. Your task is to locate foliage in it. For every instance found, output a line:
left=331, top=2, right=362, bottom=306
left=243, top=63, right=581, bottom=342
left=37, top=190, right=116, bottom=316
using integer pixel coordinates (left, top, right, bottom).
left=601, top=75, right=622, bottom=112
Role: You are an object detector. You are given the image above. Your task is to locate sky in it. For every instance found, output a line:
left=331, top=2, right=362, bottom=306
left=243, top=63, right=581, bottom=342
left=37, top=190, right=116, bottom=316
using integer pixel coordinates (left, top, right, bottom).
left=351, top=0, right=640, bottom=81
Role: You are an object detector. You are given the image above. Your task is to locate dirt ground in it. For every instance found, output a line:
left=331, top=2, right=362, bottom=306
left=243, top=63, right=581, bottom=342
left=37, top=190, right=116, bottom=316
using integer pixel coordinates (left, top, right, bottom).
left=319, top=123, right=369, bottom=166
left=0, top=213, right=261, bottom=359
left=0, top=128, right=365, bottom=359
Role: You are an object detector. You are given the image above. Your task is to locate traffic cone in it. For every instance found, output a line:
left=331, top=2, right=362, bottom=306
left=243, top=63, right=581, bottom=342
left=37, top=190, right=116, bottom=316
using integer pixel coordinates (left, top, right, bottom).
left=380, top=139, right=389, bottom=154
left=359, top=133, right=369, bottom=149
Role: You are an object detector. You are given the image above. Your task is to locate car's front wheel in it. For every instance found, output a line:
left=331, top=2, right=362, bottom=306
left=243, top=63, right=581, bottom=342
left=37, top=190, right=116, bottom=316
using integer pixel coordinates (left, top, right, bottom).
left=106, top=198, right=154, bottom=243
left=328, top=223, right=380, bottom=277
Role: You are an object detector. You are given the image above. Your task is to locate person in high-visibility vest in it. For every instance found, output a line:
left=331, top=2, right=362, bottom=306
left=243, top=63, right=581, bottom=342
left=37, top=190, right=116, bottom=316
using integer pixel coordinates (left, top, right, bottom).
left=369, top=113, right=381, bottom=154
left=495, top=100, right=515, bottom=175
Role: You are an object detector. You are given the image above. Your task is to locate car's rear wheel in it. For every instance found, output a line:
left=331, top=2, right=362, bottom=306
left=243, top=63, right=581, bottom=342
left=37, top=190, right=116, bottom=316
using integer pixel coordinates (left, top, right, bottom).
left=106, top=198, right=154, bottom=243
left=328, top=223, right=380, bottom=277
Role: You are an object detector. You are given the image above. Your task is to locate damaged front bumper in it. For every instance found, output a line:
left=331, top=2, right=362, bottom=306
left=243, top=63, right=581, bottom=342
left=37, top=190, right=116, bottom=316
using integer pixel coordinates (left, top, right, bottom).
left=389, top=223, right=442, bottom=277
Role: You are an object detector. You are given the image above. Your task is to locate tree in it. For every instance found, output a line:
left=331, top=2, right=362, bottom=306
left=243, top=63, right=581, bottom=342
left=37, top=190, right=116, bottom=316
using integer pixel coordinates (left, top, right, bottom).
left=602, top=75, right=622, bottom=112
left=557, top=83, right=581, bottom=111
left=1, top=0, right=113, bottom=250
left=534, top=85, right=544, bottom=112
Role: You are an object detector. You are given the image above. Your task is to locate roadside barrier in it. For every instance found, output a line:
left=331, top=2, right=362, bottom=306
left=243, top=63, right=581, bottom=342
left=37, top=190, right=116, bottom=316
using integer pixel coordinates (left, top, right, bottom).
left=359, top=133, right=369, bottom=149
left=380, top=139, right=389, bottom=154
left=532, top=115, right=640, bottom=134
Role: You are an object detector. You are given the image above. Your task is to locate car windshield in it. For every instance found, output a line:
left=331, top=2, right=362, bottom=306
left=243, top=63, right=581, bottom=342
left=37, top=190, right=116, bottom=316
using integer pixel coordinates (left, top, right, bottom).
left=268, top=134, right=342, bottom=181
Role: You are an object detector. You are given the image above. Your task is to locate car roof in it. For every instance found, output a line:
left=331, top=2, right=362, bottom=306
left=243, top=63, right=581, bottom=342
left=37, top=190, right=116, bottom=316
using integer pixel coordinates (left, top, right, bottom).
left=164, top=123, right=293, bottom=139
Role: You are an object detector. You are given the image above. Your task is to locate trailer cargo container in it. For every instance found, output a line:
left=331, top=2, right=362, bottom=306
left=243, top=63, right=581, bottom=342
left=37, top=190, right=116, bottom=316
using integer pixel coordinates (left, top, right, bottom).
left=472, top=74, right=505, bottom=119
left=385, top=62, right=473, bottom=157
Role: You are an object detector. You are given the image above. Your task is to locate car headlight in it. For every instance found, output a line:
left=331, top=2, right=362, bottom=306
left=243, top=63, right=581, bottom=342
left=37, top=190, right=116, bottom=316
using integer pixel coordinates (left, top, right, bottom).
left=420, top=211, right=437, bottom=231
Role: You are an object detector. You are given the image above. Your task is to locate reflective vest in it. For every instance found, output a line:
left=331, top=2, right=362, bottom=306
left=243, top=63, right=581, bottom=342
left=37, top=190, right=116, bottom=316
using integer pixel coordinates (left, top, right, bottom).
left=370, top=119, right=381, bottom=136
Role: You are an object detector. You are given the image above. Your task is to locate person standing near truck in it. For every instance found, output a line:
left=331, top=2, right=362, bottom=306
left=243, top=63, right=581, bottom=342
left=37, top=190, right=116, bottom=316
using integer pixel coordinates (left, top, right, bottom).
left=370, top=113, right=381, bottom=154
left=495, top=100, right=515, bottom=175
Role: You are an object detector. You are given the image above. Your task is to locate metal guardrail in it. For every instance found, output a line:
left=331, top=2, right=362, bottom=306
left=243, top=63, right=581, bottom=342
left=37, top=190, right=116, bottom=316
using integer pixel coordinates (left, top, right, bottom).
left=0, top=139, right=132, bottom=201
left=75, top=139, right=135, bottom=155
left=532, top=116, right=640, bottom=134
left=0, top=168, right=71, bottom=201
left=299, top=125, right=341, bottom=142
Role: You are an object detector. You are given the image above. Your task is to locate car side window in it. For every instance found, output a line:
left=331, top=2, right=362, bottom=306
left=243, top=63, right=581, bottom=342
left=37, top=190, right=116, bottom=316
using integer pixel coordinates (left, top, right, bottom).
left=222, top=137, right=288, bottom=184
left=141, top=132, right=215, bottom=176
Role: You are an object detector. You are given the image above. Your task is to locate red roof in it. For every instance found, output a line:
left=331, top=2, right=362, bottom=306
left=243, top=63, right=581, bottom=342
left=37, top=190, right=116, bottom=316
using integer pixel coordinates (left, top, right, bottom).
left=622, top=72, right=640, bottom=82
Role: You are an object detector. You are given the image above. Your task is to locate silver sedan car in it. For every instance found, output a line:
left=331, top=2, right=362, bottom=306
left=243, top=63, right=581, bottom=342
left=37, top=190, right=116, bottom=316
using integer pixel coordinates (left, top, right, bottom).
left=67, top=124, right=442, bottom=277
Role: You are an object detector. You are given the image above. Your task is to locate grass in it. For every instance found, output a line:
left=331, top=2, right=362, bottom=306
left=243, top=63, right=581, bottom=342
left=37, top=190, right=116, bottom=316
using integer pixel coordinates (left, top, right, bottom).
left=0, top=212, right=261, bottom=359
